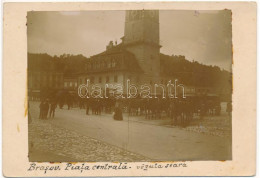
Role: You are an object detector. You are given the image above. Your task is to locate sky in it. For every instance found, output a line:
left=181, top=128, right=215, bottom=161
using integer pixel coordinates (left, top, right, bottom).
left=27, top=10, right=232, bottom=71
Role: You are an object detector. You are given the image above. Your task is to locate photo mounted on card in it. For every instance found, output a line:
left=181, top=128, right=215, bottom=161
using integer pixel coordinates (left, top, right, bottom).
left=3, top=2, right=256, bottom=177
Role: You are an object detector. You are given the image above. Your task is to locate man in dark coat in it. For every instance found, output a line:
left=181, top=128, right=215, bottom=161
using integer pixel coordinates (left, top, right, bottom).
left=114, top=101, right=123, bottom=121
left=171, top=100, right=179, bottom=126
left=49, top=100, right=57, bottom=118
left=39, top=101, right=44, bottom=119
left=85, top=98, right=90, bottom=115
left=43, top=100, right=50, bottom=119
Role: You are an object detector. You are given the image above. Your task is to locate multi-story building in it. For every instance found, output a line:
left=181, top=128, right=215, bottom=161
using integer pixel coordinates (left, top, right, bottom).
left=28, top=54, right=64, bottom=100
left=63, top=73, right=78, bottom=93
left=78, top=10, right=179, bottom=97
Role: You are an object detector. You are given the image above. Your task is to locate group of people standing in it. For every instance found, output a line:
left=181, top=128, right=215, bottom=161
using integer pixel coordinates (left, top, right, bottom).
left=82, top=98, right=122, bottom=120
left=37, top=96, right=231, bottom=125
left=85, top=98, right=103, bottom=115
left=39, top=99, right=57, bottom=119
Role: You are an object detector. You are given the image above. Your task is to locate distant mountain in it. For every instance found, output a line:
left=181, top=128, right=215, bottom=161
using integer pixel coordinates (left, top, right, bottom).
left=161, top=53, right=231, bottom=86
left=28, top=53, right=87, bottom=74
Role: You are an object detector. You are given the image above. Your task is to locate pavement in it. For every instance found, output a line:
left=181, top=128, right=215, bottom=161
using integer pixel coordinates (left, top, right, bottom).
left=29, top=101, right=232, bottom=161
left=29, top=115, right=148, bottom=162
left=29, top=150, right=76, bottom=162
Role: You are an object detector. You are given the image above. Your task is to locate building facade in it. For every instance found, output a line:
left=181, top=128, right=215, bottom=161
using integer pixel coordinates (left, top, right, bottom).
left=63, top=73, right=78, bottom=93
left=78, top=10, right=177, bottom=97
left=28, top=71, right=64, bottom=99
left=28, top=53, right=64, bottom=100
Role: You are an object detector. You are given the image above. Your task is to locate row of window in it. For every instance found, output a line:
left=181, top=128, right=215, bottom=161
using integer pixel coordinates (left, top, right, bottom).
left=86, top=59, right=120, bottom=71
left=64, top=82, right=77, bottom=88
left=31, top=77, right=62, bottom=83
left=79, top=75, right=118, bottom=84
left=78, top=76, right=170, bottom=85
left=31, top=81, right=63, bottom=88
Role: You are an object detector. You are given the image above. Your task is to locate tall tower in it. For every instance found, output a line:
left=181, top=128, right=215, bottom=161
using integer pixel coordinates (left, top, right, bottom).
left=124, top=10, right=161, bottom=81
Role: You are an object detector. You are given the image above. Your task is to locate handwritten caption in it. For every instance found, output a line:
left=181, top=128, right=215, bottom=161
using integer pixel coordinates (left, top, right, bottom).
left=28, top=162, right=188, bottom=174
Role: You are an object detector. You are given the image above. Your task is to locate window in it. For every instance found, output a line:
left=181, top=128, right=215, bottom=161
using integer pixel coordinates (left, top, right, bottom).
left=101, top=61, right=105, bottom=68
left=112, top=59, right=116, bottom=67
left=64, top=82, right=67, bottom=87
left=96, top=61, right=100, bottom=69
left=106, top=76, right=109, bottom=83
left=108, top=60, right=111, bottom=68
left=70, top=82, right=73, bottom=87
left=87, top=64, right=91, bottom=70
left=114, top=75, right=118, bottom=82
left=116, top=59, right=120, bottom=67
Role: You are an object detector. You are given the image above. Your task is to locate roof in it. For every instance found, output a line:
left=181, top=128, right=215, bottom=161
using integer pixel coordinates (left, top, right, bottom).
left=78, top=43, right=143, bottom=74
left=91, top=43, right=125, bottom=57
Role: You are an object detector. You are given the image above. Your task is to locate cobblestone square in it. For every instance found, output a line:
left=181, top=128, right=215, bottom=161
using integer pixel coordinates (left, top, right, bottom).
left=29, top=101, right=231, bottom=162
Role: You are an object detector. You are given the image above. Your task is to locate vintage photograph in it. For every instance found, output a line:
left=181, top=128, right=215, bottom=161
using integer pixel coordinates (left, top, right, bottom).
left=27, top=10, right=232, bottom=162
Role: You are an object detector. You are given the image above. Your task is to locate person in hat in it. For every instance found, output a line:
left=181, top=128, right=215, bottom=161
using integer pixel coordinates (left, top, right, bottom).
left=43, top=99, right=50, bottom=119
left=113, top=101, right=123, bottom=121
left=49, top=100, right=57, bottom=118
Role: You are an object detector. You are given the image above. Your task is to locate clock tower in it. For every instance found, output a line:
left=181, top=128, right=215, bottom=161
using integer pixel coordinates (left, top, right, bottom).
left=124, top=10, right=161, bottom=82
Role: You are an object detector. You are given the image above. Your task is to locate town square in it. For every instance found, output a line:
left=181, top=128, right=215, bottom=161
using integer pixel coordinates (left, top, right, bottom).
left=27, top=10, right=232, bottom=162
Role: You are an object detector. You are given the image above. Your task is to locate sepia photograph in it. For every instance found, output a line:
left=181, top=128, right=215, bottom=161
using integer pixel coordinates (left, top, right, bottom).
left=27, top=9, right=232, bottom=162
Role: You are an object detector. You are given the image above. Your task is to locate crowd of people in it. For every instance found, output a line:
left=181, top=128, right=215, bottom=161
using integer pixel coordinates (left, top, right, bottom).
left=123, top=97, right=224, bottom=126
left=39, top=99, right=57, bottom=119
left=33, top=93, right=231, bottom=127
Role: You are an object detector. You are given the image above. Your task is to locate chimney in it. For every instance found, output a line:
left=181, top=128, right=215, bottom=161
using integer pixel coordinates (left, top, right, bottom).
left=106, top=41, right=114, bottom=50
